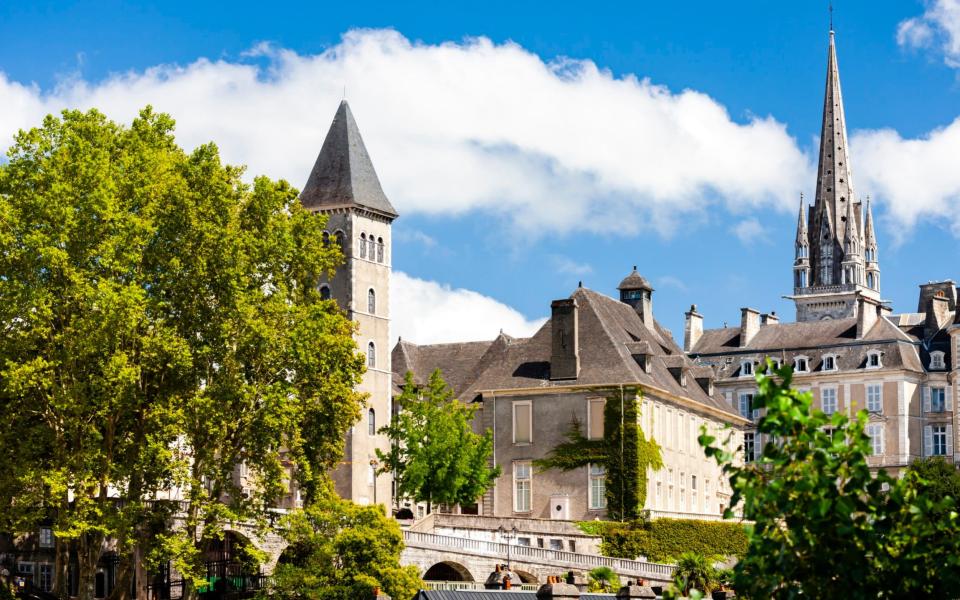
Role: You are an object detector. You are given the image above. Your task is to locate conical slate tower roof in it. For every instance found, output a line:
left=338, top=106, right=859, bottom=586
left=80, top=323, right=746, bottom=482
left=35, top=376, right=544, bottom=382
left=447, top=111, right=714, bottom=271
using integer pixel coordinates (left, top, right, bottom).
left=300, top=100, right=398, bottom=218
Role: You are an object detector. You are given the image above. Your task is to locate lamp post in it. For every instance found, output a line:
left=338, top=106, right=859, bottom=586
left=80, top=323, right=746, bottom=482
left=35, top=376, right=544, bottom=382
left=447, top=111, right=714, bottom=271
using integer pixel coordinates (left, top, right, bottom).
left=369, top=459, right=379, bottom=506
left=497, top=525, right=519, bottom=570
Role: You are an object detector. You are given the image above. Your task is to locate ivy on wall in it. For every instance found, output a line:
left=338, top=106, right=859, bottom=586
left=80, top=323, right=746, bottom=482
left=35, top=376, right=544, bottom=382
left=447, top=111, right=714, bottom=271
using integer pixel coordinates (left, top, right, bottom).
left=534, top=387, right=663, bottom=520
left=578, top=518, right=750, bottom=563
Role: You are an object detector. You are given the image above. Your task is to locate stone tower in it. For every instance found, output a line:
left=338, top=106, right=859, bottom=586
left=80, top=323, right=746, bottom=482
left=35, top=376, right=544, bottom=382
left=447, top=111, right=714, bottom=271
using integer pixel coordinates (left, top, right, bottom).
left=300, top=100, right=397, bottom=507
left=789, top=29, right=883, bottom=322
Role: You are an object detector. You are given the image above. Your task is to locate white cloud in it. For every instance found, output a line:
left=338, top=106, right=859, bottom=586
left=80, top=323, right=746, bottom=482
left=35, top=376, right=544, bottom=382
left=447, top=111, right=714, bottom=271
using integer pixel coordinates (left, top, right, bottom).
left=852, top=121, right=960, bottom=237
left=657, top=275, right=688, bottom=291
left=0, top=29, right=811, bottom=237
left=731, top=218, right=769, bottom=245
left=897, top=0, right=960, bottom=67
left=394, top=228, right=437, bottom=249
left=551, top=256, right=593, bottom=276
left=391, top=271, right=545, bottom=345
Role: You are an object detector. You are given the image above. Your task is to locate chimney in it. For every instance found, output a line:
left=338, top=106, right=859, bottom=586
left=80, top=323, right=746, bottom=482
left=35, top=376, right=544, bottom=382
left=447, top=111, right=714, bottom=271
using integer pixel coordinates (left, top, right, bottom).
left=856, top=296, right=878, bottom=339
left=761, top=311, right=780, bottom=326
left=739, top=308, right=760, bottom=347
left=551, top=299, right=580, bottom=380
left=926, top=295, right=951, bottom=338
left=615, top=583, right=657, bottom=599
left=684, top=304, right=704, bottom=352
left=536, top=581, right=581, bottom=599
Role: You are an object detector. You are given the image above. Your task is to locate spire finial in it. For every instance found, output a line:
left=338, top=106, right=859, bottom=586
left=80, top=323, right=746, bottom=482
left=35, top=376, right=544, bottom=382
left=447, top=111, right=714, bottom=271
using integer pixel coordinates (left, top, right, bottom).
left=829, top=1, right=834, bottom=33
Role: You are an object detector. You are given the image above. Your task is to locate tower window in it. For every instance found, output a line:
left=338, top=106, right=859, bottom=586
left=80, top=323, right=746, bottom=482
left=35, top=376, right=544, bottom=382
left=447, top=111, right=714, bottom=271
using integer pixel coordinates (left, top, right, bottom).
left=377, top=237, right=384, bottom=262
left=367, top=342, right=376, bottom=368
left=322, top=231, right=330, bottom=246
left=334, top=231, right=345, bottom=249
left=368, top=288, right=376, bottom=314
left=930, top=351, right=945, bottom=370
left=360, top=233, right=367, bottom=259
left=368, top=408, right=376, bottom=436
left=319, top=284, right=331, bottom=300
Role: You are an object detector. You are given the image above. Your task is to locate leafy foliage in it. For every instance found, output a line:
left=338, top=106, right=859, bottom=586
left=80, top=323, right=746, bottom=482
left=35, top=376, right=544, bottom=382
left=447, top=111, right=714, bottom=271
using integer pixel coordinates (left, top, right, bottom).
left=667, top=552, right=720, bottom=596
left=0, top=107, right=366, bottom=599
left=266, top=485, right=421, bottom=600
left=578, top=519, right=748, bottom=563
left=378, top=370, right=500, bottom=509
left=536, top=388, right=662, bottom=520
left=904, top=456, right=960, bottom=517
left=700, top=361, right=960, bottom=598
left=587, top=566, right=621, bottom=592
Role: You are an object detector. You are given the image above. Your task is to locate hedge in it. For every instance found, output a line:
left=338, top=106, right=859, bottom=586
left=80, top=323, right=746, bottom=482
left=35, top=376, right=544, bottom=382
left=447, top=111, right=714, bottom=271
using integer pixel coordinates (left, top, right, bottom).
left=577, top=518, right=750, bottom=563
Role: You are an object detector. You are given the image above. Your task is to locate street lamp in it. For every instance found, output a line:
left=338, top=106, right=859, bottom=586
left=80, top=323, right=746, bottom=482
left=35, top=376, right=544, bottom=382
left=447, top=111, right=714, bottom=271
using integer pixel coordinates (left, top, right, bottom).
left=497, top=525, right=519, bottom=570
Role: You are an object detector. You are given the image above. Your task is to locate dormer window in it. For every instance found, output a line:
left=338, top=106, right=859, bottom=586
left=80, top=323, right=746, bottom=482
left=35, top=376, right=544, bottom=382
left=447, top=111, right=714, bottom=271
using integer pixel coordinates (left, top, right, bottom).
left=794, top=356, right=809, bottom=373
left=822, top=355, right=838, bottom=372
left=930, top=351, right=946, bottom=370
left=866, top=351, right=882, bottom=369
left=740, top=360, right=754, bottom=377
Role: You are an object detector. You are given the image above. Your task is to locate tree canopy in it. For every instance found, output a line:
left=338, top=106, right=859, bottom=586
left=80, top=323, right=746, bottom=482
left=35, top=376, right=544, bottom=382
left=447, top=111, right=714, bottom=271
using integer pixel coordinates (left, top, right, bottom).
left=377, top=370, right=499, bottom=510
left=0, top=107, right=366, bottom=600
left=699, top=361, right=960, bottom=598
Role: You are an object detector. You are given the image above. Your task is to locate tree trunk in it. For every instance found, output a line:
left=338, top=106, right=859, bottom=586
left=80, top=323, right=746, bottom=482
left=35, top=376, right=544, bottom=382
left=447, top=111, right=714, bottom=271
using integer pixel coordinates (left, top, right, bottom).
left=133, top=544, right=148, bottom=600
left=76, top=531, right=104, bottom=600
left=107, top=554, right=132, bottom=600
left=54, top=538, right=71, bottom=599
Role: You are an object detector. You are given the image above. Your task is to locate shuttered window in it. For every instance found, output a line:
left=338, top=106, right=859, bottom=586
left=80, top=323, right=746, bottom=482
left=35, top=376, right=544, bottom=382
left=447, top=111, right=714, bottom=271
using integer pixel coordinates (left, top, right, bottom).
left=513, top=401, right=532, bottom=444
left=588, top=398, right=605, bottom=440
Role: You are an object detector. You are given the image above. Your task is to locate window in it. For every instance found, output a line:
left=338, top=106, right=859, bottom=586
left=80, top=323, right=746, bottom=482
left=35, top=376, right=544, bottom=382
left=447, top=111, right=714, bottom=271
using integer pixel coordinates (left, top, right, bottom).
left=932, top=425, right=948, bottom=456
left=514, top=462, right=532, bottom=512
left=743, top=432, right=756, bottom=462
left=513, top=401, right=532, bottom=444
left=377, top=237, right=384, bottom=262
left=794, top=356, right=809, bottom=373
left=322, top=231, right=330, bottom=246
left=334, top=231, right=345, bottom=249
left=704, top=479, right=711, bottom=507
left=367, top=342, right=376, bottom=368
left=691, top=475, right=697, bottom=511
left=517, top=537, right=532, bottom=547
left=367, top=288, right=376, bottom=314
left=668, top=468, right=674, bottom=506
left=867, top=272, right=875, bottom=289
left=549, top=539, right=563, bottom=551
left=821, top=387, right=837, bottom=415
left=359, top=233, right=367, bottom=258
left=368, top=408, right=376, bottom=436
left=589, top=464, right=606, bottom=510
left=319, top=284, right=331, bottom=300
left=588, top=398, right=604, bottom=440
left=38, top=564, right=53, bottom=592
left=866, top=351, right=882, bottom=369
left=740, top=361, right=753, bottom=377
left=866, top=384, right=882, bottom=413
left=39, top=527, right=53, bottom=548
left=931, top=352, right=946, bottom=370
left=738, top=393, right=754, bottom=419
left=679, top=471, right=686, bottom=509
left=930, top=387, right=947, bottom=413
left=823, top=355, right=837, bottom=371
left=17, top=562, right=33, bottom=579
left=866, top=424, right=884, bottom=456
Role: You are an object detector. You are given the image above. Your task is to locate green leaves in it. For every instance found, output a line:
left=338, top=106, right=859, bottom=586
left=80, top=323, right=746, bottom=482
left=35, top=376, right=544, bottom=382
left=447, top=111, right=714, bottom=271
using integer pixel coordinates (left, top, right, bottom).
left=377, top=369, right=500, bottom=509
left=700, top=359, right=960, bottom=598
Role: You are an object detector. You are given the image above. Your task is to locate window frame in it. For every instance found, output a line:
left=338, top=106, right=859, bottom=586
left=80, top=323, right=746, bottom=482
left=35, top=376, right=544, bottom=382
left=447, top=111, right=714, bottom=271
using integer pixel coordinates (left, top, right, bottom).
left=38, top=527, right=54, bottom=549
left=512, top=400, right=533, bottom=444
left=368, top=408, right=376, bottom=436
left=794, top=355, right=809, bottom=373
left=740, top=360, right=754, bottom=377
left=822, top=354, right=838, bottom=372
left=933, top=425, right=948, bottom=456
left=738, top=392, right=754, bottom=420
left=866, top=383, right=882, bottom=413
left=587, top=398, right=605, bottom=440
left=588, top=463, right=607, bottom=510
left=866, top=351, right=882, bottom=369
left=367, top=288, right=376, bottom=314
left=821, top=386, right=838, bottom=415
left=866, top=423, right=884, bottom=456
left=367, top=341, right=376, bottom=369
left=513, top=461, right=532, bottom=513
left=930, top=351, right=946, bottom=370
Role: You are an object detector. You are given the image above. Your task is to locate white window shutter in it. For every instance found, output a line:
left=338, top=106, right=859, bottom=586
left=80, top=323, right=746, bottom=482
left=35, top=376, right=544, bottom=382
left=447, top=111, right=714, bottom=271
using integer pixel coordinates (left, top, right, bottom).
left=923, top=386, right=931, bottom=414
left=946, top=385, right=953, bottom=412
left=924, top=425, right=932, bottom=457
left=879, top=426, right=885, bottom=456
left=948, top=425, right=955, bottom=458
left=756, top=433, right=762, bottom=461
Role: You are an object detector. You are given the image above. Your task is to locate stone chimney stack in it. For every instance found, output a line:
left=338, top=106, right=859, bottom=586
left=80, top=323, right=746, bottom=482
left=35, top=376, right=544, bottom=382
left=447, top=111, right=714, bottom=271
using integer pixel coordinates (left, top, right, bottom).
left=551, top=299, right=580, bottom=380
left=684, top=304, right=704, bottom=352
left=616, top=583, right=657, bottom=598
left=856, top=296, right=878, bottom=339
left=740, top=308, right=761, bottom=347
left=761, top=311, right=780, bottom=326
left=926, top=295, right=951, bottom=338
left=536, top=580, right=581, bottom=599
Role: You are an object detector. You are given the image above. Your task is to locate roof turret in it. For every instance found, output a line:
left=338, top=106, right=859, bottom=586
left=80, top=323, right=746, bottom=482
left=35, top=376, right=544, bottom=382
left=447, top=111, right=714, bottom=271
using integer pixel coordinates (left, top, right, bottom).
left=617, top=266, right=654, bottom=292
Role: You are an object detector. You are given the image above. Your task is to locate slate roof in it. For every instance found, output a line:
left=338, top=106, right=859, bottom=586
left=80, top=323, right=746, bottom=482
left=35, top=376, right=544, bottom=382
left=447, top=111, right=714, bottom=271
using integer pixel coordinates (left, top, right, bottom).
left=392, top=286, right=743, bottom=422
left=689, top=310, right=956, bottom=379
left=617, top=267, right=653, bottom=292
left=299, top=100, right=399, bottom=218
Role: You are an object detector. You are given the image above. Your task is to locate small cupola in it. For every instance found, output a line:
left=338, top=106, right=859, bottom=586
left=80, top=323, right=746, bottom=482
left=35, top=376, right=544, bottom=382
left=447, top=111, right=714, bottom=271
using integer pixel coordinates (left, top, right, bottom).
left=618, top=266, right=654, bottom=329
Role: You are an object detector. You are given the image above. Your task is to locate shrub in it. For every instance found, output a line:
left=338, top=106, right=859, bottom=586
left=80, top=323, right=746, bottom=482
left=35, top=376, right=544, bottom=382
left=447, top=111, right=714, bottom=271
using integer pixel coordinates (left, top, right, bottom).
left=578, top=518, right=748, bottom=563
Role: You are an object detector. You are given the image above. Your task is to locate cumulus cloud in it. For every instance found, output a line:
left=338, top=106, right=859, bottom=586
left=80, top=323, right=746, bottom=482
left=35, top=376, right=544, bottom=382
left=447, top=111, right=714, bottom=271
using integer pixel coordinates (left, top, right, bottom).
left=852, top=121, right=960, bottom=237
left=391, top=271, right=545, bottom=345
left=897, top=0, right=960, bottom=67
left=0, top=29, right=812, bottom=236
left=731, top=217, right=769, bottom=245
left=551, top=256, right=593, bottom=276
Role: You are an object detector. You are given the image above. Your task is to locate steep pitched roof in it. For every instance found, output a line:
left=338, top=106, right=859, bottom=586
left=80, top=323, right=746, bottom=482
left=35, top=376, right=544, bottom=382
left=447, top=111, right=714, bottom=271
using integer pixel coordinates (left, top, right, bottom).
left=392, top=287, right=742, bottom=422
left=299, top=100, right=398, bottom=218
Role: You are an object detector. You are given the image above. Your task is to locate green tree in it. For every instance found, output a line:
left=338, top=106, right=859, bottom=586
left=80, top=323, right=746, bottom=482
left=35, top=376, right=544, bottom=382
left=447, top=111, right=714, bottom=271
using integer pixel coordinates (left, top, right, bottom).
left=0, top=108, right=365, bottom=600
left=266, top=484, right=421, bottom=600
left=905, top=456, right=960, bottom=515
left=669, top=552, right=719, bottom=596
left=535, top=388, right=662, bottom=520
left=700, top=361, right=960, bottom=598
left=377, top=370, right=500, bottom=511
left=587, top=566, right=621, bottom=592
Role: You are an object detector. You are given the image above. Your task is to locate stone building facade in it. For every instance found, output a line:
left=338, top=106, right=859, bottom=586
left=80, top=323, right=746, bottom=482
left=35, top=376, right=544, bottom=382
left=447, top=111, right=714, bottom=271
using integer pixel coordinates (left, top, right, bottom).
left=299, top=100, right=396, bottom=508
left=686, top=29, right=960, bottom=476
left=393, top=272, right=747, bottom=521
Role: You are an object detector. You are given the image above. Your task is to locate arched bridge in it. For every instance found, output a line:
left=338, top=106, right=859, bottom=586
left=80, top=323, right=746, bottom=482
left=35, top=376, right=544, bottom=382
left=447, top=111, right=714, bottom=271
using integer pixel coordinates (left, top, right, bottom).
left=401, top=530, right=675, bottom=586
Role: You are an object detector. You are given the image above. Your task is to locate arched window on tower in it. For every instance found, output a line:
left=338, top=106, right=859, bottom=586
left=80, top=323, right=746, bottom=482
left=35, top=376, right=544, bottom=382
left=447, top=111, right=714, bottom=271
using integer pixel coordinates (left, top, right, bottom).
left=360, top=233, right=367, bottom=259
left=377, top=237, right=384, bottom=263
left=368, top=408, right=376, bottom=436
left=334, top=231, right=345, bottom=249
left=367, top=342, right=376, bottom=368
left=320, top=284, right=331, bottom=300
left=368, top=288, right=376, bottom=314
left=322, top=231, right=330, bottom=246
left=867, top=273, right=875, bottom=289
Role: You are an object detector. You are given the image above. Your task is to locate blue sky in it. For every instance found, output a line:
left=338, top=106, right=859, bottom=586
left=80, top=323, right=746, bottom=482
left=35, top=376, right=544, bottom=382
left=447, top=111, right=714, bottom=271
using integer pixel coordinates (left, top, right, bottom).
left=3, top=1, right=960, bottom=343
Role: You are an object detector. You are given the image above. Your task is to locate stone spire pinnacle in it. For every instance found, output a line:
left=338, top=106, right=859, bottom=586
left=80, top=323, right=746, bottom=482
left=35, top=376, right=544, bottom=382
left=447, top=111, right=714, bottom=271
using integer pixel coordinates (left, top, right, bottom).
left=864, top=196, right=877, bottom=247
left=300, top=100, right=399, bottom=219
left=795, top=193, right=808, bottom=244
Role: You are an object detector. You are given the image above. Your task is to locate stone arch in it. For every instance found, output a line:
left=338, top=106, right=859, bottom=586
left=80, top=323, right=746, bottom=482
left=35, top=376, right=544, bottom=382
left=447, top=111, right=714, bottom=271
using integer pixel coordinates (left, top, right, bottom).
left=423, top=561, right=474, bottom=582
left=511, top=569, right=538, bottom=584
left=223, top=524, right=287, bottom=573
